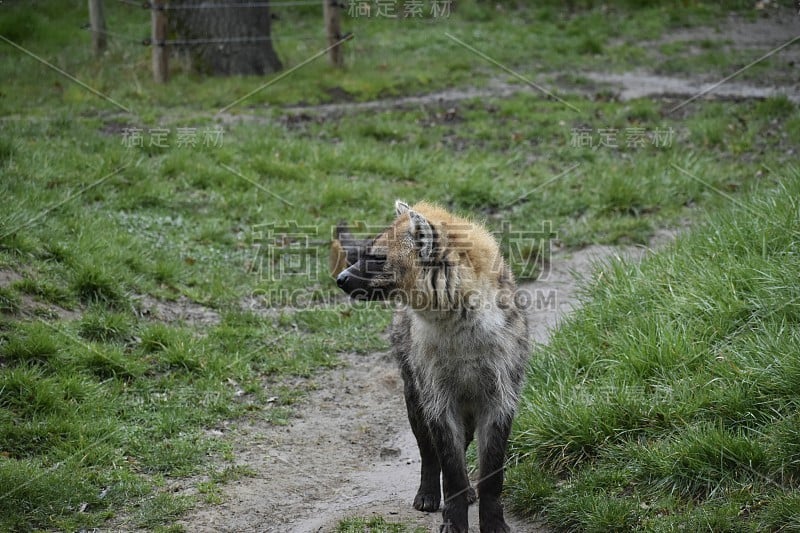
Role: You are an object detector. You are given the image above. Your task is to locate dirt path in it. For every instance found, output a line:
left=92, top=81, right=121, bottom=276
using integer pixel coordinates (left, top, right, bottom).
left=174, top=9, right=795, bottom=530
left=178, top=242, right=661, bottom=532
left=221, top=66, right=798, bottom=128
left=223, top=6, right=797, bottom=125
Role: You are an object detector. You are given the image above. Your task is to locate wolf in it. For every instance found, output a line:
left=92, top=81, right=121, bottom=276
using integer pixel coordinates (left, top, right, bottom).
left=336, top=200, right=529, bottom=533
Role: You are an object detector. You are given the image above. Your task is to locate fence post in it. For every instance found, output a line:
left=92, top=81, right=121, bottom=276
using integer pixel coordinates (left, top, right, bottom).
left=323, top=0, right=344, bottom=68
left=88, top=0, right=107, bottom=55
left=151, top=0, right=168, bottom=83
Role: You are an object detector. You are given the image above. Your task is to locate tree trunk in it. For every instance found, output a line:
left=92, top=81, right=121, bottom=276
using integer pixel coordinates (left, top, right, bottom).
left=170, top=0, right=282, bottom=76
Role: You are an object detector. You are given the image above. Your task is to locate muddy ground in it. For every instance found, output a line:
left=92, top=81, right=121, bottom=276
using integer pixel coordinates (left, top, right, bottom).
left=178, top=8, right=797, bottom=532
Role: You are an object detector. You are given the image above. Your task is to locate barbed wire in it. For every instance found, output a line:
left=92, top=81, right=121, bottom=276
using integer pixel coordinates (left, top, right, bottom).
left=117, top=0, right=149, bottom=7
left=163, top=1, right=324, bottom=8
left=117, top=0, right=327, bottom=9
left=105, top=0, right=344, bottom=48
left=164, top=34, right=321, bottom=45
left=81, top=25, right=322, bottom=45
left=81, top=24, right=150, bottom=44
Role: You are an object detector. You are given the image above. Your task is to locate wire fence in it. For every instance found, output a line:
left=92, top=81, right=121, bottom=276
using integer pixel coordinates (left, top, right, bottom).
left=88, top=0, right=348, bottom=81
left=117, top=0, right=324, bottom=9
left=107, top=0, right=329, bottom=46
left=89, top=0, right=461, bottom=81
left=159, top=1, right=323, bottom=9
left=81, top=24, right=149, bottom=44
left=82, top=25, right=322, bottom=46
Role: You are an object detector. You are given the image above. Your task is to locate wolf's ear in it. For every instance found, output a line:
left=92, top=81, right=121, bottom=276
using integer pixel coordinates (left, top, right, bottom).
left=395, top=200, right=410, bottom=216
left=408, top=209, right=435, bottom=260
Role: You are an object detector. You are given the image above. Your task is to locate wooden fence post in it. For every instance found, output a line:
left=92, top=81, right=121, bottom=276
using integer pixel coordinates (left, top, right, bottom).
left=151, top=0, right=168, bottom=83
left=88, top=0, right=107, bottom=55
left=323, top=0, right=344, bottom=68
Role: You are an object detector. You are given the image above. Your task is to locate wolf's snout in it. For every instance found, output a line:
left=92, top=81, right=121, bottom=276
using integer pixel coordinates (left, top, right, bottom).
left=336, top=271, right=349, bottom=289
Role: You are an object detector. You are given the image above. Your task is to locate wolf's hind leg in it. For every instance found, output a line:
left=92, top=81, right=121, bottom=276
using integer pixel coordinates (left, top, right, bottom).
left=477, top=414, right=513, bottom=533
left=429, top=416, right=470, bottom=533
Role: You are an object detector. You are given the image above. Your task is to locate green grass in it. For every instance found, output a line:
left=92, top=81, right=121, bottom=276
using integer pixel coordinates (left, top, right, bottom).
left=1, top=0, right=797, bottom=530
left=0, top=304, right=390, bottom=529
left=0, top=0, right=781, bottom=116
left=507, top=174, right=800, bottom=531
left=336, top=516, right=428, bottom=533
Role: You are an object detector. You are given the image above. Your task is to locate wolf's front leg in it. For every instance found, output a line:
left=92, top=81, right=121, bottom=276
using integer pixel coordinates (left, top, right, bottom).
left=428, top=416, right=470, bottom=533
left=477, top=415, right=513, bottom=533
left=402, top=374, right=442, bottom=511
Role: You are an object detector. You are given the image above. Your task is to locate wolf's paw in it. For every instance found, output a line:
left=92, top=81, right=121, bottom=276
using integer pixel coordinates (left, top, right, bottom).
left=466, top=486, right=477, bottom=505
left=413, top=491, right=440, bottom=512
left=479, top=519, right=511, bottom=533
left=440, top=521, right=468, bottom=533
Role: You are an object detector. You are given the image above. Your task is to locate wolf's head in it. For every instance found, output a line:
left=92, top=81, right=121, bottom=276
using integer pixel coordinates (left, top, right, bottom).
left=336, top=200, right=505, bottom=309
